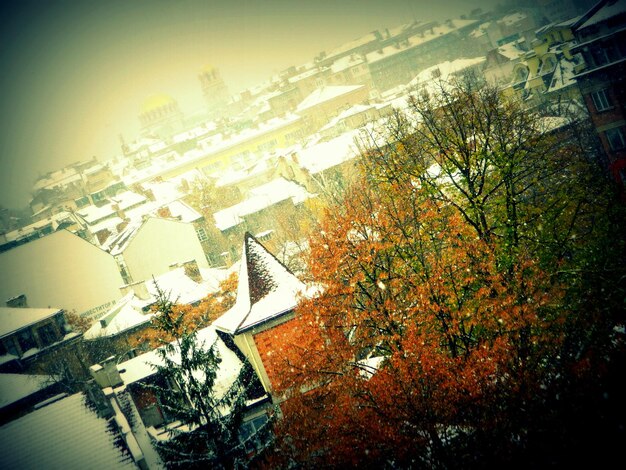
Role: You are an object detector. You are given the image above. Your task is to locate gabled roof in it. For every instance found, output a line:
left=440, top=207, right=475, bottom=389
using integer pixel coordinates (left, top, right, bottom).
left=213, top=233, right=306, bottom=334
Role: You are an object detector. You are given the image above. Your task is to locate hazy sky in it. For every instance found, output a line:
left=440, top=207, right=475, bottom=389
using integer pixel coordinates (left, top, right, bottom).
left=0, top=0, right=503, bottom=209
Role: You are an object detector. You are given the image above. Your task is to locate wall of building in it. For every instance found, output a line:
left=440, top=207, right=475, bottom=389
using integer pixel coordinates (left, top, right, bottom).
left=121, top=218, right=209, bottom=283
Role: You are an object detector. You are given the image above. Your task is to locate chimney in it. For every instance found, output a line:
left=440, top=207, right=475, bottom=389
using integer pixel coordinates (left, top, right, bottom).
left=157, top=206, right=172, bottom=219
left=6, top=294, right=27, bottom=308
left=119, top=280, right=150, bottom=300
left=89, top=356, right=123, bottom=388
left=183, top=259, right=202, bottom=283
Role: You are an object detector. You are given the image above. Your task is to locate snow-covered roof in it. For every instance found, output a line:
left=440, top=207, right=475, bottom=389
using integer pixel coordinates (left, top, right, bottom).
left=2, top=211, right=84, bottom=244
left=578, top=0, right=626, bottom=29
left=296, top=85, right=365, bottom=113
left=0, top=307, right=61, bottom=338
left=84, top=266, right=227, bottom=339
left=103, top=219, right=144, bottom=255
left=118, top=324, right=242, bottom=401
left=0, top=373, right=54, bottom=409
left=499, top=11, right=527, bottom=26
left=326, top=31, right=380, bottom=60
left=213, top=233, right=308, bottom=334
left=0, top=393, right=136, bottom=469
left=366, top=19, right=477, bottom=65
left=497, top=40, right=527, bottom=61
left=287, top=67, right=326, bottom=84
left=78, top=191, right=147, bottom=225
left=470, top=21, right=491, bottom=38
left=171, top=124, right=214, bottom=143
left=330, top=54, right=365, bottom=74
left=157, top=200, right=202, bottom=224
left=297, top=128, right=361, bottom=175
left=408, top=57, right=486, bottom=90
left=537, top=116, right=571, bottom=133
left=547, top=56, right=579, bottom=93
left=213, top=178, right=315, bottom=231
left=215, top=152, right=278, bottom=188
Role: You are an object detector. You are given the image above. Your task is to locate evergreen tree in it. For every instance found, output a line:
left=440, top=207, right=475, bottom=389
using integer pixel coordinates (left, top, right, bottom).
left=148, top=286, right=260, bottom=469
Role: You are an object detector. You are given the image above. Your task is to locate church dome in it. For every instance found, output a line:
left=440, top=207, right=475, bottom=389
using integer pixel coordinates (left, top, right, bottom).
left=200, top=64, right=216, bottom=74
left=140, top=93, right=176, bottom=115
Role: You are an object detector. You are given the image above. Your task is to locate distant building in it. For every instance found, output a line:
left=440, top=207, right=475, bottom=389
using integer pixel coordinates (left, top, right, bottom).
left=138, top=93, right=185, bottom=139
left=104, top=217, right=210, bottom=284
left=504, top=14, right=585, bottom=109
left=29, top=157, right=122, bottom=218
left=483, top=39, right=528, bottom=85
left=295, top=85, right=370, bottom=132
left=365, top=19, right=480, bottom=91
left=199, top=65, right=230, bottom=118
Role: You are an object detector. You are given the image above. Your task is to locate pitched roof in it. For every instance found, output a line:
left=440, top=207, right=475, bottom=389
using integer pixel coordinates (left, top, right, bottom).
left=0, top=393, right=136, bottom=469
left=213, top=233, right=306, bottom=334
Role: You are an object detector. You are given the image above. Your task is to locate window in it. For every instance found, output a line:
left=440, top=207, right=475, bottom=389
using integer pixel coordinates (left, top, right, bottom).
left=196, top=227, right=208, bottom=243
left=75, top=196, right=89, bottom=208
left=2, top=338, right=18, bottom=357
left=37, top=323, right=58, bottom=347
left=17, top=329, right=36, bottom=353
left=239, top=414, right=270, bottom=453
left=606, top=127, right=626, bottom=151
left=591, top=89, right=612, bottom=112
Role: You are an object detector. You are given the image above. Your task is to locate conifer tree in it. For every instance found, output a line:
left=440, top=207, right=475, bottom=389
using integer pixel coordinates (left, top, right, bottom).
left=148, top=286, right=260, bottom=469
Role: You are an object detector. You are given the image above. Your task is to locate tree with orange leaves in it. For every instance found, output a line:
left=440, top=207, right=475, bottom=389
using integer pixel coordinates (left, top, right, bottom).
left=264, top=78, right=626, bottom=468
left=131, top=272, right=238, bottom=350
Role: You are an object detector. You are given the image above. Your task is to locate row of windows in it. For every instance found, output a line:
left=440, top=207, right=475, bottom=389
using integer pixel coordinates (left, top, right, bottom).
left=0, top=320, right=64, bottom=358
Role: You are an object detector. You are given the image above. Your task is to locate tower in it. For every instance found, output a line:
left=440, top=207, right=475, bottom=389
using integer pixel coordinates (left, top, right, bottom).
left=198, top=65, right=230, bottom=117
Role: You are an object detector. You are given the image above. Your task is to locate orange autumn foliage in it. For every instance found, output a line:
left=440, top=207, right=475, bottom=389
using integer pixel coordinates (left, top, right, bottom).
left=264, top=177, right=571, bottom=468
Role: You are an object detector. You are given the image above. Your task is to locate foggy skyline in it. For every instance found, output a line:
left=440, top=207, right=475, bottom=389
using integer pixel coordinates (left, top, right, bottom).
left=2, top=0, right=502, bottom=209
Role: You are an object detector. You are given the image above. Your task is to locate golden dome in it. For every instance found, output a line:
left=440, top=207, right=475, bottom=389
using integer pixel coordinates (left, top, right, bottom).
left=200, top=64, right=216, bottom=74
left=140, top=93, right=176, bottom=114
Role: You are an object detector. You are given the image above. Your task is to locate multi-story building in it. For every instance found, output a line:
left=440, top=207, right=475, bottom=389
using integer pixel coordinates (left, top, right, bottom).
left=571, top=0, right=626, bottom=187
left=0, top=303, right=83, bottom=376
left=29, top=157, right=122, bottom=219
left=504, top=14, right=586, bottom=110
left=365, top=19, right=480, bottom=92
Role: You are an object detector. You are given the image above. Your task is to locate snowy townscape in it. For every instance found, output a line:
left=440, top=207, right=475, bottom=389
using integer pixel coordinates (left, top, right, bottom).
left=1, top=0, right=626, bottom=468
